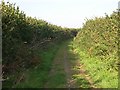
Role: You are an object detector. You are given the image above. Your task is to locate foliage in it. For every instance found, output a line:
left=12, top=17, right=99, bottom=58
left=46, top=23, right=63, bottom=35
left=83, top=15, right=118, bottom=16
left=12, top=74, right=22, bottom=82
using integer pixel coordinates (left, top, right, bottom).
left=2, top=42, right=61, bottom=88
left=2, top=1, right=76, bottom=76
left=73, top=10, right=119, bottom=88
left=74, top=11, right=119, bottom=70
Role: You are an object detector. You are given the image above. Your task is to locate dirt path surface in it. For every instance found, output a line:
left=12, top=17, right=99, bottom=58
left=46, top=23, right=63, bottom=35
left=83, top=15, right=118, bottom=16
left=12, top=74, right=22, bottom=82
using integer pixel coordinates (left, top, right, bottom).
left=44, top=41, right=94, bottom=88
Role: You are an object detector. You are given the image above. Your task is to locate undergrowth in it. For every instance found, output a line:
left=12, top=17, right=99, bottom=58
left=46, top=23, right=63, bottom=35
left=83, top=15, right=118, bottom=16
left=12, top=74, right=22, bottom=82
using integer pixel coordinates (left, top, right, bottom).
left=3, top=41, right=63, bottom=88
left=72, top=42, right=118, bottom=88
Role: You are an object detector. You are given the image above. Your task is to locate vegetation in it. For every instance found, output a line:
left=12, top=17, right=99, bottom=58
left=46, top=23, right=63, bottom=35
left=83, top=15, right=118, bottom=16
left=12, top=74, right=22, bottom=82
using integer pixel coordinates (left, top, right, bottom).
left=2, top=1, right=77, bottom=75
left=2, top=0, right=119, bottom=89
left=2, top=1, right=77, bottom=88
left=73, top=10, right=119, bottom=88
left=3, top=42, right=62, bottom=88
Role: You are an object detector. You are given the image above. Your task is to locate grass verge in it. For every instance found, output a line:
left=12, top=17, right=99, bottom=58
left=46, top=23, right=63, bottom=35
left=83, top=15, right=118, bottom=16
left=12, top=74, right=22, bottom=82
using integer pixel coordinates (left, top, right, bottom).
left=72, top=42, right=118, bottom=88
left=3, top=41, right=63, bottom=88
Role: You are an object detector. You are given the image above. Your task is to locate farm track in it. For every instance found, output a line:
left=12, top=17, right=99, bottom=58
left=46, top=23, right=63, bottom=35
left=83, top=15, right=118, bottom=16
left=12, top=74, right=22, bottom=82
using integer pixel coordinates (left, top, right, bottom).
left=44, top=41, right=94, bottom=88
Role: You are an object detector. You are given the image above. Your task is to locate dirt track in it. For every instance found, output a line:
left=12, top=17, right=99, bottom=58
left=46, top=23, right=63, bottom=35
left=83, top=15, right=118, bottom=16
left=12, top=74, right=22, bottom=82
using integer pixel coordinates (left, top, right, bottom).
left=44, top=41, right=94, bottom=88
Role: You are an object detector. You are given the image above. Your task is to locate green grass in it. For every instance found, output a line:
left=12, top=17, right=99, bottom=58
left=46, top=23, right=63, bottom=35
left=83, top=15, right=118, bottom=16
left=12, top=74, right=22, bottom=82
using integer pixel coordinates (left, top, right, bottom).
left=44, top=41, right=71, bottom=88
left=16, top=43, right=61, bottom=88
left=72, top=42, right=118, bottom=88
left=72, top=74, right=91, bottom=88
left=66, top=41, right=92, bottom=88
left=3, top=41, right=63, bottom=88
left=46, top=72, right=66, bottom=88
left=4, top=40, right=118, bottom=88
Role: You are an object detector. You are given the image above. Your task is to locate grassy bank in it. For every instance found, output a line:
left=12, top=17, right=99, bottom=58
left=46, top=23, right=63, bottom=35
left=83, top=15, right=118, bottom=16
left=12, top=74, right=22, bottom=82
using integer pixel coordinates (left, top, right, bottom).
left=72, top=42, right=118, bottom=88
left=72, top=10, right=118, bottom=88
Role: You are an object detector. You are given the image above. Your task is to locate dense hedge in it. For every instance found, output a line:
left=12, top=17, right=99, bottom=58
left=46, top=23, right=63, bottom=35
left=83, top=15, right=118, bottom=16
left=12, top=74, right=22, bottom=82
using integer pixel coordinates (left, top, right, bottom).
left=74, top=10, right=119, bottom=71
left=2, top=1, right=77, bottom=75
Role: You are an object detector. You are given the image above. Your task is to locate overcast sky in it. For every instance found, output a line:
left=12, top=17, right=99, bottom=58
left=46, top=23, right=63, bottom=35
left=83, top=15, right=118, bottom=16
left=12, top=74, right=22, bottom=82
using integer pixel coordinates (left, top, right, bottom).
left=4, top=0, right=118, bottom=28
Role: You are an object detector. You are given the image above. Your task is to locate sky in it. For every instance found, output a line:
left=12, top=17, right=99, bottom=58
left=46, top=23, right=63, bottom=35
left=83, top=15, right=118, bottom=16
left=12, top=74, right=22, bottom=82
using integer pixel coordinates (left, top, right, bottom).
left=4, top=0, right=118, bottom=28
